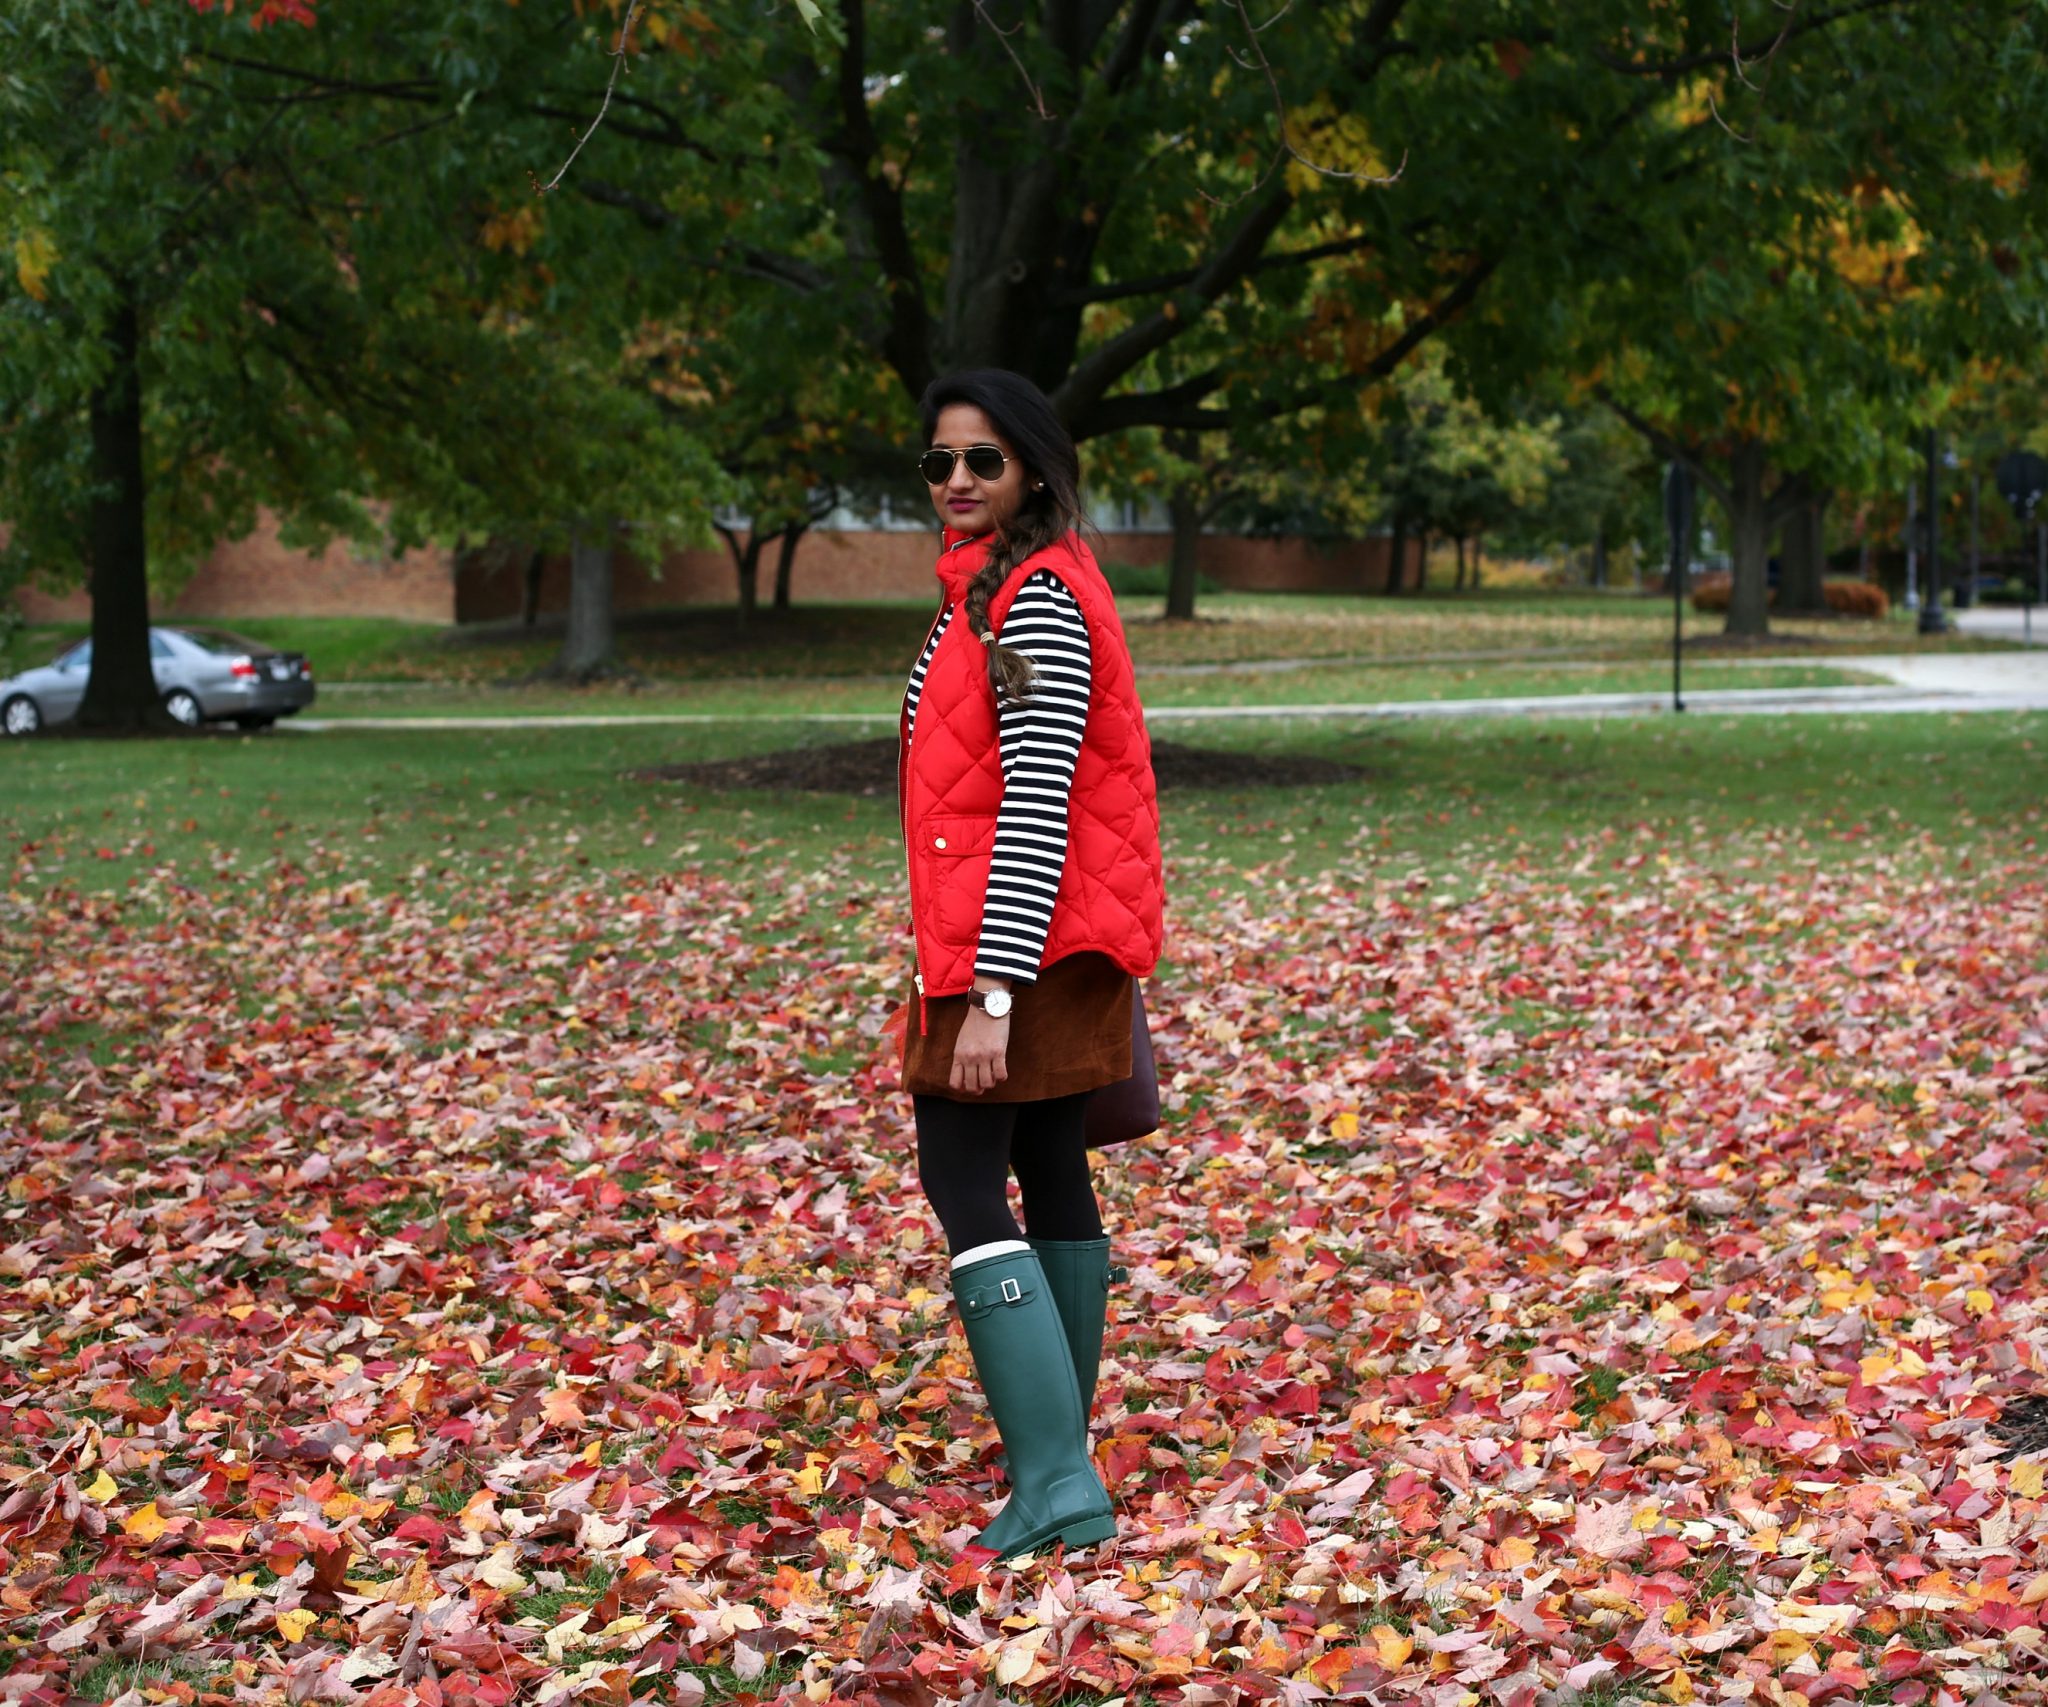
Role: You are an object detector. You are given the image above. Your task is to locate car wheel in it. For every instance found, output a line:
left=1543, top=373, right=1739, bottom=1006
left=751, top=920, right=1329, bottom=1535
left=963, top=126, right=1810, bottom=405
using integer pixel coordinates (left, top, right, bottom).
left=234, top=714, right=276, bottom=731
left=2, top=694, right=41, bottom=737
left=162, top=689, right=203, bottom=727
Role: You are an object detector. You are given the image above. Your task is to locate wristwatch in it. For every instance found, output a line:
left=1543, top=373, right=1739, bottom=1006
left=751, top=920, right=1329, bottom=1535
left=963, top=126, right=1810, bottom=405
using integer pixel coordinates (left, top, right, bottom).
left=967, top=987, right=1014, bottom=1019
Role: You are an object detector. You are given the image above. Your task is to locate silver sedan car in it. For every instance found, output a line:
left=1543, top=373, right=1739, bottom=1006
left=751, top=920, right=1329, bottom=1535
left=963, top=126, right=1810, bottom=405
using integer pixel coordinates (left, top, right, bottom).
left=1, top=626, right=315, bottom=735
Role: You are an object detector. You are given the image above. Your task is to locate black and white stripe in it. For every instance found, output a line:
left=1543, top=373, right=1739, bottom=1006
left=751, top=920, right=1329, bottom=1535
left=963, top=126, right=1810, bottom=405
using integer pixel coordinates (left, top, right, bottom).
left=903, top=606, right=954, bottom=730
left=903, top=569, right=1093, bottom=984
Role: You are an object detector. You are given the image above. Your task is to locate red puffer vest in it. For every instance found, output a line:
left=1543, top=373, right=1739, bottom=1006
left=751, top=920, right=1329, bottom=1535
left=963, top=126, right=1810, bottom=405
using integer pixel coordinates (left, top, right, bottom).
left=900, top=529, right=1164, bottom=1020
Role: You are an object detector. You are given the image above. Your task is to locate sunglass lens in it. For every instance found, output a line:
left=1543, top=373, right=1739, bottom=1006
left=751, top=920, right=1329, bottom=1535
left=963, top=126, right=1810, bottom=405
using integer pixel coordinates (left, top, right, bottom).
left=918, top=450, right=955, bottom=484
left=966, top=446, right=1007, bottom=480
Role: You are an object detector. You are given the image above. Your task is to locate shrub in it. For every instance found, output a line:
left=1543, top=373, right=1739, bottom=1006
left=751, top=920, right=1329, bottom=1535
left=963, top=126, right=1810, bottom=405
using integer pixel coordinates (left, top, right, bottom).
left=1690, top=575, right=1733, bottom=613
left=1822, top=580, right=1889, bottom=619
left=1690, top=576, right=1889, bottom=618
left=1100, top=560, right=1221, bottom=597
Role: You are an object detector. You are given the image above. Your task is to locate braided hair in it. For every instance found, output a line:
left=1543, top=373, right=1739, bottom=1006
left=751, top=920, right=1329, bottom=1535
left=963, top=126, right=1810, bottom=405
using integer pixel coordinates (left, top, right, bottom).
left=918, top=369, right=1090, bottom=704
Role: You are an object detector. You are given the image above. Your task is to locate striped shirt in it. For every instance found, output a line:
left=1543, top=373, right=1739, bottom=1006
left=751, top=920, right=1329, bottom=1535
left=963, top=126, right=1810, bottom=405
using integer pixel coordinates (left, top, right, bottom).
left=904, top=568, right=1093, bottom=983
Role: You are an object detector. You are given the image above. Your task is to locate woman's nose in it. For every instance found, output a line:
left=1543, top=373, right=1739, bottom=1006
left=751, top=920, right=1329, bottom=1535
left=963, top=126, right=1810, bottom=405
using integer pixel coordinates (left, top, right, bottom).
left=946, top=461, right=977, bottom=491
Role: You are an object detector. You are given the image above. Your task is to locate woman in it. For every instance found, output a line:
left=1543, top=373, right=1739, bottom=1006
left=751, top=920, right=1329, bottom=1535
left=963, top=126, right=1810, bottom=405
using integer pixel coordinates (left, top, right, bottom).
left=898, top=368, right=1165, bottom=1563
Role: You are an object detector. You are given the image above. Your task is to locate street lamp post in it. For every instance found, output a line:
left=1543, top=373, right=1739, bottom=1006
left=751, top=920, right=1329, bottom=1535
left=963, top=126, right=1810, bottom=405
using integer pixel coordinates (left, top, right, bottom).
left=1904, top=481, right=1919, bottom=612
left=1664, top=460, right=1694, bottom=713
left=1919, top=427, right=1949, bottom=635
left=1995, top=448, right=2048, bottom=646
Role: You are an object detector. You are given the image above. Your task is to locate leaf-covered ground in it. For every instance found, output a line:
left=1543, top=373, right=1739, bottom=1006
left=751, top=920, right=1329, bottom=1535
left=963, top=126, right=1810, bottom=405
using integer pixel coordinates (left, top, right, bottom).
left=3, top=832, right=2045, bottom=1706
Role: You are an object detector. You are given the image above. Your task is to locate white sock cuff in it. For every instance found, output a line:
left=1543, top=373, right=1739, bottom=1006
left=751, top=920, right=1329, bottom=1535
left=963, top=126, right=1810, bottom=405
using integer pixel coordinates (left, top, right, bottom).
left=951, top=1239, right=1031, bottom=1271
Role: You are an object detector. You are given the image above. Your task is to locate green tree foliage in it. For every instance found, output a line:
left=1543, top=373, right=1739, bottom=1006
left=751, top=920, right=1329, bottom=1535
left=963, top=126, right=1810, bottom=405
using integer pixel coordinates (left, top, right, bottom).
left=1526, top=6, right=2048, bottom=636
left=0, top=2, right=716, bottom=721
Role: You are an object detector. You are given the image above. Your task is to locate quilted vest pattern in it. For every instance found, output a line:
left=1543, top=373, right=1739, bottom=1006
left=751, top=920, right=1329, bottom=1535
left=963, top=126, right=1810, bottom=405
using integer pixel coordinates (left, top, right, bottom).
left=901, top=530, right=1164, bottom=1002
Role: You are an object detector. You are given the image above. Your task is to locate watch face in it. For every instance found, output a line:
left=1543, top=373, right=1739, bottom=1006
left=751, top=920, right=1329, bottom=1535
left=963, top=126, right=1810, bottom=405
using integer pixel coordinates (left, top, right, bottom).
left=982, top=990, right=1013, bottom=1018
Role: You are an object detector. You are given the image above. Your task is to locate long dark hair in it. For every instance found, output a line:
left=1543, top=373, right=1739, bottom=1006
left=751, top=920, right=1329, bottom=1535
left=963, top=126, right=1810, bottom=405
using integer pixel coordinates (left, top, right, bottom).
left=918, top=369, right=1088, bottom=703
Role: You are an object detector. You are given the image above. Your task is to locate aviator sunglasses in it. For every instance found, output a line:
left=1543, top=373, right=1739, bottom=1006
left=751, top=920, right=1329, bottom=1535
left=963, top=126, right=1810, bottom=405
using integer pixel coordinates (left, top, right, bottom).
left=919, top=444, right=1012, bottom=484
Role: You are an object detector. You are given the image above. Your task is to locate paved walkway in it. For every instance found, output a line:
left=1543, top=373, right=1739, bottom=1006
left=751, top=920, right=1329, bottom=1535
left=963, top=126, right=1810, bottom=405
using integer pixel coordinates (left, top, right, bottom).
left=289, top=608, right=2048, bottom=731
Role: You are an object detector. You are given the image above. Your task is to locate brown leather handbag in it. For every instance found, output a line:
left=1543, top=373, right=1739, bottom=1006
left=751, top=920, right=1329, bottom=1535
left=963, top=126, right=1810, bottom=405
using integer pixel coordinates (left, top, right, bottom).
left=1085, top=980, right=1159, bottom=1146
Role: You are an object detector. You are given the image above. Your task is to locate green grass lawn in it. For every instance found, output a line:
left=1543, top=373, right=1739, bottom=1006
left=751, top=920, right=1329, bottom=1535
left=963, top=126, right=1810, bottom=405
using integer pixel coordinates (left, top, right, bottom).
left=3, top=590, right=2017, bottom=687
left=6, top=710, right=2040, bottom=900
left=298, top=659, right=1887, bottom=721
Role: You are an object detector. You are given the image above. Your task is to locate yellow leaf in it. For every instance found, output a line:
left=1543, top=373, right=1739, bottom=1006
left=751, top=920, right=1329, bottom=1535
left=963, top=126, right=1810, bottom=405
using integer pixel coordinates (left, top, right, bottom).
left=458, top=1488, right=500, bottom=1534
left=122, top=1500, right=169, bottom=1542
left=15, top=230, right=56, bottom=302
left=994, top=1628, right=1049, bottom=1685
left=81, top=1471, right=118, bottom=1503
left=2009, top=1459, right=2044, bottom=1501
left=1965, top=1289, right=1995, bottom=1316
left=275, top=1608, right=318, bottom=1643
left=1662, top=1671, right=1696, bottom=1704
left=1329, top=1111, right=1359, bottom=1140
left=1370, top=1624, right=1413, bottom=1668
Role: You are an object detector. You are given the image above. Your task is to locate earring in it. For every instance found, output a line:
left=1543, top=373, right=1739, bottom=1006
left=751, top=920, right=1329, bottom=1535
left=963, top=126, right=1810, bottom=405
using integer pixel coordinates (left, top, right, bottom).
left=1034, top=481, right=1045, bottom=491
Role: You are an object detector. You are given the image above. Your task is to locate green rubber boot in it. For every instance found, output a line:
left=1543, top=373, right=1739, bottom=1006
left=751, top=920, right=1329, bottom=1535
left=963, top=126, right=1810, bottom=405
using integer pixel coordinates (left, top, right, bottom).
left=953, top=1248, right=1117, bottom=1562
left=1026, top=1236, right=1123, bottom=1424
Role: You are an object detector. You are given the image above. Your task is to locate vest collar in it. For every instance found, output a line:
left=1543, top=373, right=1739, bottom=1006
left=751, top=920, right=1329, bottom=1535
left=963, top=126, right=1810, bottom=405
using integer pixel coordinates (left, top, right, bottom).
left=936, top=528, right=993, bottom=602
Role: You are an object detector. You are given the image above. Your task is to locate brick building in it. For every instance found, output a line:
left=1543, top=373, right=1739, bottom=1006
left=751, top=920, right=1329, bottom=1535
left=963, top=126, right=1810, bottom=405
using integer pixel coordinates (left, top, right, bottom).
left=14, top=501, right=1418, bottom=626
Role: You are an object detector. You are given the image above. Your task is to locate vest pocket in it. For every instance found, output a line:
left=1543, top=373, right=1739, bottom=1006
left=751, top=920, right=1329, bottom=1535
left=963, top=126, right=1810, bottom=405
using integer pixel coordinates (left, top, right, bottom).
left=919, top=813, right=997, bottom=947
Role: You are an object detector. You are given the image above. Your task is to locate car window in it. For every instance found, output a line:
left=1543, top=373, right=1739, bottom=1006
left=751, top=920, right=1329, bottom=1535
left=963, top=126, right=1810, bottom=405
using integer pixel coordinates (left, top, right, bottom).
left=150, top=633, right=174, bottom=660
left=173, top=627, right=273, bottom=657
left=55, top=641, right=90, bottom=670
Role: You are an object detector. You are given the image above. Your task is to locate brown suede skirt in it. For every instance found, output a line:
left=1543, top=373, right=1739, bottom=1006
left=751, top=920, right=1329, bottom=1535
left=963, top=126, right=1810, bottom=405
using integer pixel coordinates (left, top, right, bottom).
left=903, top=951, right=1133, bottom=1102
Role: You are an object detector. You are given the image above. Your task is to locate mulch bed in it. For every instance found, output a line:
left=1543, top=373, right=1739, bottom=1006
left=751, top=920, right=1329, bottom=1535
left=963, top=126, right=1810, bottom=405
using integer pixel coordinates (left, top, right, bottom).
left=631, top=737, right=1368, bottom=795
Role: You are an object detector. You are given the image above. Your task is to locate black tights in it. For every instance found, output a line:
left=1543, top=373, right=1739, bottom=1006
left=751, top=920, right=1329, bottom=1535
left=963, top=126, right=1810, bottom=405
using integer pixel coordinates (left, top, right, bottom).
left=913, top=1091, right=1104, bottom=1254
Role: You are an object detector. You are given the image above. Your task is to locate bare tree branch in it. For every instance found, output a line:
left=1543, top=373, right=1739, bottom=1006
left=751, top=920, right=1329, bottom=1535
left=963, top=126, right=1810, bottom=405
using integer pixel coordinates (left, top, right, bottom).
left=808, top=0, right=934, bottom=395
left=1595, top=389, right=1736, bottom=515
left=536, top=0, right=644, bottom=194
left=1592, top=0, right=1915, bottom=78
left=574, top=180, right=832, bottom=292
left=971, top=0, right=1053, bottom=118
left=1076, top=252, right=1498, bottom=439
left=1224, top=0, right=1406, bottom=193
left=1055, top=229, right=1382, bottom=307
left=1052, top=186, right=1296, bottom=427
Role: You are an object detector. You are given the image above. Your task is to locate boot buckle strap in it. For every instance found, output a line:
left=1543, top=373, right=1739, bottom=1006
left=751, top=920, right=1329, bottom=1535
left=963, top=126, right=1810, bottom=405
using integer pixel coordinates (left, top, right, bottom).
left=1107, top=1265, right=1128, bottom=1285
left=961, top=1275, right=1033, bottom=1318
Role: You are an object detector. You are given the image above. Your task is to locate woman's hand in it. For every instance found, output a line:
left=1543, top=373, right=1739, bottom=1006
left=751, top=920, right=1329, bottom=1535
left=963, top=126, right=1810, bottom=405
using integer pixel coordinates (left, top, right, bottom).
left=949, top=1007, right=1011, bottom=1096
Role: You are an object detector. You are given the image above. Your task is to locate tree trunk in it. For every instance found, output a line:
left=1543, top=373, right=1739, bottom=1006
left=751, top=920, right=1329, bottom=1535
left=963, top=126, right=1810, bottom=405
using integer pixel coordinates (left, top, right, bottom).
left=76, top=290, right=169, bottom=734
left=771, top=523, right=807, bottom=612
left=1453, top=534, right=1467, bottom=591
left=1958, top=472, right=1981, bottom=609
left=1470, top=534, right=1483, bottom=589
left=1777, top=490, right=1829, bottom=615
left=1591, top=525, right=1608, bottom=589
left=553, top=524, right=618, bottom=680
left=1414, top=534, right=1429, bottom=592
left=1384, top=514, right=1407, bottom=596
left=522, top=546, right=545, bottom=627
left=1721, top=438, right=1773, bottom=638
left=1165, top=486, right=1202, bottom=620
